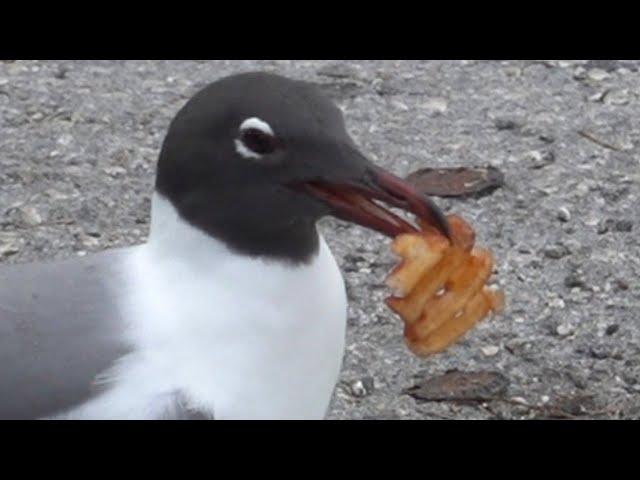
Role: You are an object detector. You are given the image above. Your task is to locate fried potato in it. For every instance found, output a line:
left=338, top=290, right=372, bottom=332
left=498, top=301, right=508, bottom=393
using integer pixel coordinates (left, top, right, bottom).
left=385, top=215, right=504, bottom=357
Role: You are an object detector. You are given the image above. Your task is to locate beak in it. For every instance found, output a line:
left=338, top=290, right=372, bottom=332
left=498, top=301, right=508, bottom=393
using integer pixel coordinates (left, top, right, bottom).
left=293, top=165, right=451, bottom=240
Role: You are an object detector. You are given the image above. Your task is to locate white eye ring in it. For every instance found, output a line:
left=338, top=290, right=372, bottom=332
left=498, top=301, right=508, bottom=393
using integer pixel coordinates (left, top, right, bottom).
left=240, top=117, right=274, bottom=136
left=235, top=117, right=276, bottom=159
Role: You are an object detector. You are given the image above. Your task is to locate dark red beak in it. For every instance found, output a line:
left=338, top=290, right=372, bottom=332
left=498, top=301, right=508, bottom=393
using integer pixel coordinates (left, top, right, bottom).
left=297, top=166, right=451, bottom=240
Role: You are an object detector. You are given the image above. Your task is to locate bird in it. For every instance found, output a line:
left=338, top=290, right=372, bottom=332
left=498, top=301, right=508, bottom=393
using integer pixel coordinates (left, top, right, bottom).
left=0, top=71, right=450, bottom=420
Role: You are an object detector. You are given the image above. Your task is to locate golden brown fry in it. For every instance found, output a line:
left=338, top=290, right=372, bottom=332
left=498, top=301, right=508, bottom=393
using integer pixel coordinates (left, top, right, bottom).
left=406, top=286, right=500, bottom=356
left=385, top=215, right=504, bottom=358
left=412, top=248, right=493, bottom=339
left=386, top=246, right=466, bottom=324
left=386, top=233, right=448, bottom=297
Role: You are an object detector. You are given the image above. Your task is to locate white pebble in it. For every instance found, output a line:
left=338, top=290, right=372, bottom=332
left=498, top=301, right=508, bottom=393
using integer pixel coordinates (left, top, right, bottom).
left=421, top=97, right=448, bottom=115
left=391, top=100, right=409, bottom=111
left=0, top=238, right=20, bottom=257
left=20, top=206, right=42, bottom=226
left=549, top=298, right=566, bottom=309
left=588, top=68, right=611, bottom=81
left=481, top=345, right=500, bottom=357
left=103, top=166, right=127, bottom=177
left=57, top=134, right=74, bottom=147
left=557, top=207, right=571, bottom=222
left=556, top=324, right=574, bottom=337
left=605, top=89, right=632, bottom=106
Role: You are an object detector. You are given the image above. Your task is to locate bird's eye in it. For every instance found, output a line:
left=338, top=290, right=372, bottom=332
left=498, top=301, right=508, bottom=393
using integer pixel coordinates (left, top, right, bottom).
left=235, top=117, right=279, bottom=159
left=240, top=128, right=277, bottom=155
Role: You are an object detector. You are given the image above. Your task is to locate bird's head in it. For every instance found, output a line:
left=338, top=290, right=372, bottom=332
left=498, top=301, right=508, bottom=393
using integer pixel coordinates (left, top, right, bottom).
left=156, top=72, right=449, bottom=263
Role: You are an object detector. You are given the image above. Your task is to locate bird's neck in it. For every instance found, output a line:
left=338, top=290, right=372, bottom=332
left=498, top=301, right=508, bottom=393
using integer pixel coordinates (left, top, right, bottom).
left=148, top=192, right=320, bottom=265
left=148, top=193, right=227, bottom=262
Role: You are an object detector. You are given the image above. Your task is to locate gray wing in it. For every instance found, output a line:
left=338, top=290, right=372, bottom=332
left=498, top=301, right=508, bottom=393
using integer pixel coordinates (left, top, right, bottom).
left=0, top=248, right=135, bottom=419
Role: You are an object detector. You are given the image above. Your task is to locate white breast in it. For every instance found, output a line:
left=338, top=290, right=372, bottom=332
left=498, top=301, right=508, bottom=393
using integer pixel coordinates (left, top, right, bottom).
left=58, top=194, right=347, bottom=420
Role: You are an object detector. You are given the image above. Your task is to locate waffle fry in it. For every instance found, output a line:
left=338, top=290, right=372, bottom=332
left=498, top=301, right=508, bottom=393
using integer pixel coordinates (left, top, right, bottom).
left=385, top=215, right=504, bottom=357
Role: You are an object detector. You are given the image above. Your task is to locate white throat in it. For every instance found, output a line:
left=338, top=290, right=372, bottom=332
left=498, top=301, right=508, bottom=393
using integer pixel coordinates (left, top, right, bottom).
left=147, top=192, right=230, bottom=262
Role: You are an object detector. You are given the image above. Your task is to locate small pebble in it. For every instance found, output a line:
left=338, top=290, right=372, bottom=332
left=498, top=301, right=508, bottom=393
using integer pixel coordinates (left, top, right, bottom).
left=504, top=66, right=522, bottom=77
left=350, top=377, right=374, bottom=398
left=481, top=345, right=500, bottom=357
left=0, top=238, right=20, bottom=257
left=527, top=150, right=555, bottom=169
left=391, top=100, right=409, bottom=111
left=514, top=195, right=528, bottom=209
left=589, top=91, right=607, bottom=103
left=103, top=166, right=127, bottom=178
left=556, top=324, right=574, bottom=337
left=614, top=279, right=629, bottom=292
left=543, top=244, right=570, bottom=260
left=597, top=219, right=616, bottom=234
left=564, top=272, right=586, bottom=289
left=421, top=97, right=448, bottom=115
left=54, top=66, right=68, bottom=79
left=605, top=324, right=620, bottom=336
left=573, top=67, right=587, bottom=80
left=590, top=346, right=611, bottom=360
left=567, top=372, right=588, bottom=390
left=615, top=220, right=633, bottom=232
left=57, top=134, right=74, bottom=147
left=587, top=68, right=611, bottom=82
left=557, top=207, right=571, bottom=223
left=494, top=116, right=522, bottom=131
left=605, top=89, right=632, bottom=106
left=20, top=206, right=43, bottom=227
left=598, top=219, right=633, bottom=234
left=79, top=234, right=100, bottom=248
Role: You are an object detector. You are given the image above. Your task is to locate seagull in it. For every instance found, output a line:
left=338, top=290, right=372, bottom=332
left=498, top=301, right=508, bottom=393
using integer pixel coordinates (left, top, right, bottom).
left=0, top=72, right=449, bottom=420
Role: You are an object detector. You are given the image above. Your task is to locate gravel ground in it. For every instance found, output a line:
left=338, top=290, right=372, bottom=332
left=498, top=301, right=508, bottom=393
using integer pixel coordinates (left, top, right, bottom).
left=1, top=60, right=639, bottom=419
